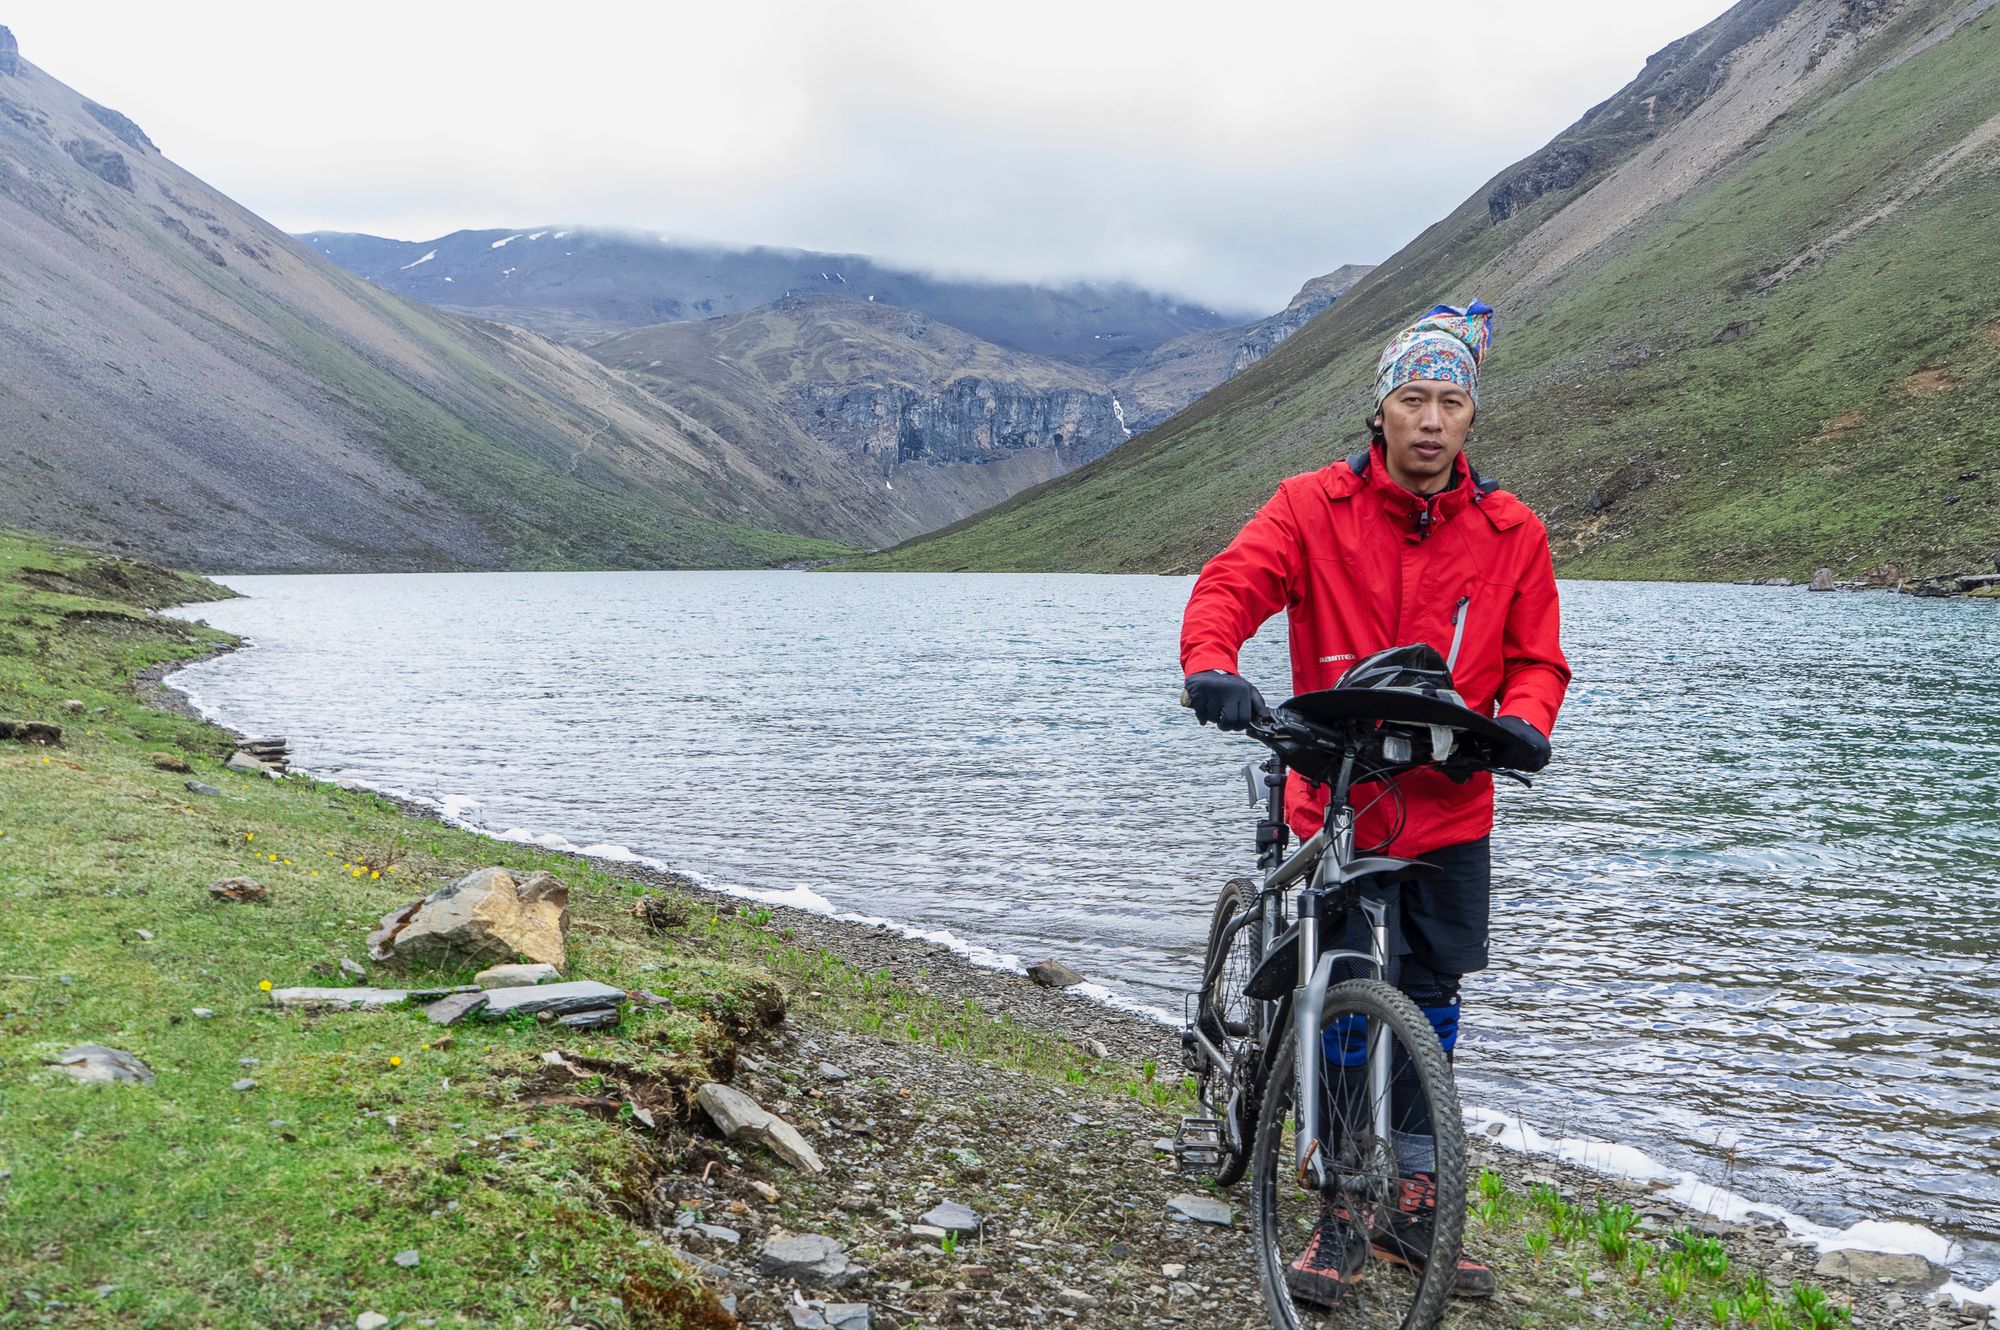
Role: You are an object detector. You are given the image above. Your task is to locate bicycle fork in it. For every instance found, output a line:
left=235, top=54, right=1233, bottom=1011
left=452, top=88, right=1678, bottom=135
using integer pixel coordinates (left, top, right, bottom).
left=1293, top=892, right=1392, bottom=1191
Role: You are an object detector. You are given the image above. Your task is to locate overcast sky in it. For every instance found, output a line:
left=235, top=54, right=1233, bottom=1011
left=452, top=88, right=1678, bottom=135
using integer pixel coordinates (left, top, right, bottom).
left=9, top=1, right=1733, bottom=312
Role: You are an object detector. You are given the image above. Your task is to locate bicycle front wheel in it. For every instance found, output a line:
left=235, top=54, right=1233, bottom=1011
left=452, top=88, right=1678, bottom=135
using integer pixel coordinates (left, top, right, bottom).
left=1250, top=979, right=1466, bottom=1330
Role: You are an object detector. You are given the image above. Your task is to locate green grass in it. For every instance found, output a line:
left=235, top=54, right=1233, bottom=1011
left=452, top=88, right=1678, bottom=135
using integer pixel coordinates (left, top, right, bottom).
left=850, top=0, right=2000, bottom=582
left=0, top=529, right=1142, bottom=1326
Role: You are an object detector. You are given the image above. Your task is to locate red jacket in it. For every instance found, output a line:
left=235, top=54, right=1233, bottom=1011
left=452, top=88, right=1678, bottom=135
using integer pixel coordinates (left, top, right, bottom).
left=1181, top=445, right=1569, bottom=854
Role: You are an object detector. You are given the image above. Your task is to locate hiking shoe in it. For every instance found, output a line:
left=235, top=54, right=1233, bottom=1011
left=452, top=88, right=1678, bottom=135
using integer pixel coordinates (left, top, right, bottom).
left=1286, top=1200, right=1367, bottom=1307
left=1369, top=1173, right=1498, bottom=1300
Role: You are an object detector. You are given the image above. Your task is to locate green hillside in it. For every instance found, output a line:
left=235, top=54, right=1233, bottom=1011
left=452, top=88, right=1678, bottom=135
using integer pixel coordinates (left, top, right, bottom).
left=853, top=0, right=2000, bottom=580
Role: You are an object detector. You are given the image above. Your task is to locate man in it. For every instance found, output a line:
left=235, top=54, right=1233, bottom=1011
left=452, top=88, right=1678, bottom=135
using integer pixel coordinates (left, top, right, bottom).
left=1179, top=301, right=1569, bottom=1302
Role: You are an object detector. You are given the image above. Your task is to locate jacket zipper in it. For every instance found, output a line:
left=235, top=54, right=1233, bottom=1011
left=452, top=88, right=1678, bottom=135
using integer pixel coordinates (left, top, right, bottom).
left=1446, top=595, right=1471, bottom=673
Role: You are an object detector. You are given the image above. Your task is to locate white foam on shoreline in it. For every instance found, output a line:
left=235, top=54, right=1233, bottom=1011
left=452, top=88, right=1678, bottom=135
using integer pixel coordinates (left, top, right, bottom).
left=154, top=656, right=1999, bottom=1300
left=1465, top=1105, right=1968, bottom=1270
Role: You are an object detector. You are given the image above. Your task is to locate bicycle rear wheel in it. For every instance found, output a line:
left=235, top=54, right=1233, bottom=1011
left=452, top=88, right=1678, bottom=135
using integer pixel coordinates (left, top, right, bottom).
left=1196, top=877, right=1264, bottom=1186
left=1250, top=979, right=1465, bottom=1330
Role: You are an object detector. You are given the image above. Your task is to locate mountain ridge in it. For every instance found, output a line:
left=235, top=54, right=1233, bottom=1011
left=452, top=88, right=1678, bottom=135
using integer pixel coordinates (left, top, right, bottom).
left=852, top=0, right=2000, bottom=581
left=0, top=30, right=926, bottom=571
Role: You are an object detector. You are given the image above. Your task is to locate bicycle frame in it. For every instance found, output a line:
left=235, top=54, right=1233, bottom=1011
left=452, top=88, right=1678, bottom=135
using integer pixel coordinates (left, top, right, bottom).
left=1196, top=739, right=1422, bottom=1191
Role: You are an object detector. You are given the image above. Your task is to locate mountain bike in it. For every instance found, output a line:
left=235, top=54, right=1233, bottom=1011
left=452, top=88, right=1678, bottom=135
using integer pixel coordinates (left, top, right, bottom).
left=1176, top=668, right=1530, bottom=1329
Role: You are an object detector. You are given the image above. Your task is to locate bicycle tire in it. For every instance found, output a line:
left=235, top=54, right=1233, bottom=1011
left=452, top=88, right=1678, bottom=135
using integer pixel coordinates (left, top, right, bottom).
left=1197, top=877, right=1264, bottom=1186
left=1250, top=979, right=1466, bottom=1330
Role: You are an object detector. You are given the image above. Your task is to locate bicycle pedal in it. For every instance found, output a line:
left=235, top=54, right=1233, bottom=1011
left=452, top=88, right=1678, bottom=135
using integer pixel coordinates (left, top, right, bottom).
left=1174, top=1115, right=1225, bottom=1173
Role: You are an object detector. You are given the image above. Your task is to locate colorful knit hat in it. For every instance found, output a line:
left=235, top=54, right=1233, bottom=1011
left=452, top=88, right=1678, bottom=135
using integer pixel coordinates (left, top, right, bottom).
left=1374, top=301, right=1496, bottom=407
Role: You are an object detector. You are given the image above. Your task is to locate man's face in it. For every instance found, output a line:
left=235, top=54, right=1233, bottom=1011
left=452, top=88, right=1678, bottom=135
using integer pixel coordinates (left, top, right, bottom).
left=1377, top=379, right=1473, bottom=494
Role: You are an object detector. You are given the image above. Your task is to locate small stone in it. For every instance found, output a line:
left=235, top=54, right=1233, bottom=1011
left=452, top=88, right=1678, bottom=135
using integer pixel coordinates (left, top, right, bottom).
left=692, top=1223, right=740, bottom=1245
left=232, top=1078, right=257, bottom=1092
left=63, top=699, right=85, bottom=715
left=357, top=1315, right=389, bottom=1330
left=184, top=781, right=222, bottom=798
left=1056, top=1288, right=1098, bottom=1309
left=340, top=958, right=366, bottom=978
left=238, top=1057, right=260, bottom=1067
left=555, top=1006, right=621, bottom=1029
left=1165, top=1193, right=1234, bottom=1226
left=1161, top=1263, right=1186, bottom=1279
left=134, top=929, right=154, bottom=941
left=473, top=962, right=561, bottom=988
left=817, top=1061, right=850, bottom=1081
left=54, top=1045, right=153, bottom=1086
left=821, top=1305, right=870, bottom=1330
left=909, top=1224, right=949, bottom=1240
left=1086, top=1039, right=1110, bottom=1059
left=150, top=752, right=191, bottom=773
left=393, top=1249, right=419, bottom=1268
left=207, top=877, right=269, bottom=904
left=750, top=1180, right=781, bottom=1203
left=920, top=1201, right=980, bottom=1235
left=1108, top=1241, right=1130, bottom=1258
left=191, top=1008, right=214, bottom=1019
left=1026, top=959, right=1086, bottom=989
left=224, top=752, right=270, bottom=775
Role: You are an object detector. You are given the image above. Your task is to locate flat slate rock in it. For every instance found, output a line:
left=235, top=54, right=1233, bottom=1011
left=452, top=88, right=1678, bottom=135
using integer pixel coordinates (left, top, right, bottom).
left=919, top=1201, right=981, bottom=1235
left=184, top=780, right=222, bottom=797
left=270, top=986, right=412, bottom=1008
left=421, top=991, right=490, bottom=1026
left=475, top=979, right=626, bottom=1020
left=55, top=1045, right=154, bottom=1086
left=555, top=1007, right=621, bottom=1029
left=1813, top=1248, right=1945, bottom=1289
left=759, top=1233, right=856, bottom=1285
left=1166, top=1192, right=1235, bottom=1226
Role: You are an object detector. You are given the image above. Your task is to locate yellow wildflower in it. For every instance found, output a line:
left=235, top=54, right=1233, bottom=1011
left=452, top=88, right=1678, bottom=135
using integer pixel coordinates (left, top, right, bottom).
left=258, top=980, right=273, bottom=992
left=388, top=1056, right=402, bottom=1068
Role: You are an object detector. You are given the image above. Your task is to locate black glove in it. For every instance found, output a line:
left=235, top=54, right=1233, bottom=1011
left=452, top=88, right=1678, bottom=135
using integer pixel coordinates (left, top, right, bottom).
left=1493, top=715, right=1552, bottom=773
left=1185, top=670, right=1267, bottom=731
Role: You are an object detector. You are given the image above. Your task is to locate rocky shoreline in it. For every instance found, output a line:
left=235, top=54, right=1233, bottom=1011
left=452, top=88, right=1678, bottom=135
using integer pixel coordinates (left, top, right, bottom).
left=146, top=663, right=1997, bottom=1330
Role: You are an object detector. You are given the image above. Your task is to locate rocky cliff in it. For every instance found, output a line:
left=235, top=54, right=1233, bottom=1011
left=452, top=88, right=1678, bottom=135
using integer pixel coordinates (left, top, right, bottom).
left=590, top=295, right=1136, bottom=537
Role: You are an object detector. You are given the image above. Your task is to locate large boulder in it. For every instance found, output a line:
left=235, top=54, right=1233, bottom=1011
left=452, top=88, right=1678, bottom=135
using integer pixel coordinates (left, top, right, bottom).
left=367, top=867, right=568, bottom=970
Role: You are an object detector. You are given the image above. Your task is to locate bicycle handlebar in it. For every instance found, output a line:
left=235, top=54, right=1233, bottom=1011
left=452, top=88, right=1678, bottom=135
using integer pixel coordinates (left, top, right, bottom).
left=1178, top=684, right=1531, bottom=785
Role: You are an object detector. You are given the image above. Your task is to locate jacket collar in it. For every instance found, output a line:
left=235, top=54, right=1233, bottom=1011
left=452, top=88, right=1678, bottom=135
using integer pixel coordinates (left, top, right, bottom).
left=1330, top=443, right=1482, bottom=540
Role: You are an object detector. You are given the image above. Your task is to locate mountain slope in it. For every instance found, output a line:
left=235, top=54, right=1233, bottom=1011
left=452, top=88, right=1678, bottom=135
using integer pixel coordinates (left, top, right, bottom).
left=590, top=295, right=1138, bottom=538
left=858, top=0, right=2000, bottom=581
left=302, top=227, right=1246, bottom=368
left=0, top=31, right=901, bottom=572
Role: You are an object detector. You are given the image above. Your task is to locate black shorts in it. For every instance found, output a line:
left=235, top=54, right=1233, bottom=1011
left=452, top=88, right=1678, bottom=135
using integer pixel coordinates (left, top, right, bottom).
left=1336, top=835, right=1491, bottom=978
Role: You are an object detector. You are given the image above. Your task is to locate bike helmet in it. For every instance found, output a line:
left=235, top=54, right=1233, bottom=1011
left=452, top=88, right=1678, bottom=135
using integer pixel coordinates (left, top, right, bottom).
left=1334, top=644, right=1460, bottom=700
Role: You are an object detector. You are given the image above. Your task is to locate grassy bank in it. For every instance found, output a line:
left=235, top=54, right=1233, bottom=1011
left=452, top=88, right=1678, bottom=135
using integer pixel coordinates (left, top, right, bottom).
left=0, top=531, right=1128, bottom=1327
